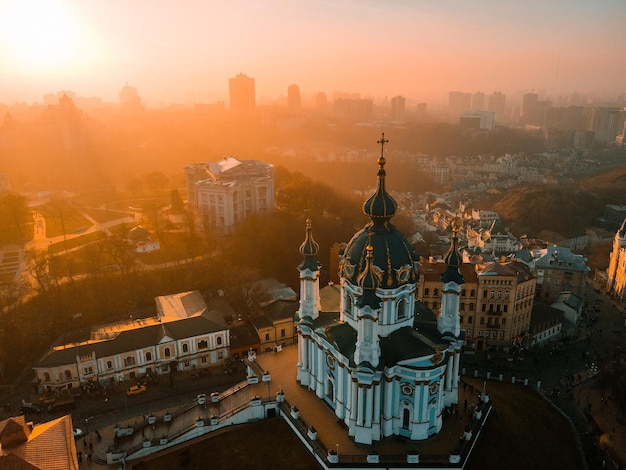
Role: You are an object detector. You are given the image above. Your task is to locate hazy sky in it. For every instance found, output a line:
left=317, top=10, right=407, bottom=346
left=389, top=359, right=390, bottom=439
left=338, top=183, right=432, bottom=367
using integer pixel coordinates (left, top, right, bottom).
left=1, top=0, right=625, bottom=105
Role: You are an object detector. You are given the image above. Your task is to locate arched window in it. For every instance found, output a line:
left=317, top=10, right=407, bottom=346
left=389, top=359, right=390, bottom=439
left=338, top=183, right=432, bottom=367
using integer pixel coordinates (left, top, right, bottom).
left=424, top=288, right=430, bottom=296
left=107, top=360, right=113, bottom=369
left=397, top=298, right=406, bottom=320
left=64, top=370, right=72, bottom=379
left=44, top=372, right=50, bottom=382
left=433, top=288, right=439, bottom=296
left=198, top=340, right=208, bottom=349
left=217, top=336, right=223, bottom=346
left=164, top=348, right=171, bottom=358
left=182, top=343, right=189, bottom=353
left=145, top=352, right=152, bottom=361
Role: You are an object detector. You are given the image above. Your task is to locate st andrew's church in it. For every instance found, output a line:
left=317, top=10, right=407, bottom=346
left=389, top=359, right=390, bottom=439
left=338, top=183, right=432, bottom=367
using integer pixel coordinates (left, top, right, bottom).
left=295, top=135, right=464, bottom=445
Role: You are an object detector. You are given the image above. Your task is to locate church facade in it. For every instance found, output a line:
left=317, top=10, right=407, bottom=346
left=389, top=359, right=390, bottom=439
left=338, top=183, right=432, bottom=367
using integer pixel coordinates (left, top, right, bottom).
left=295, top=135, right=464, bottom=445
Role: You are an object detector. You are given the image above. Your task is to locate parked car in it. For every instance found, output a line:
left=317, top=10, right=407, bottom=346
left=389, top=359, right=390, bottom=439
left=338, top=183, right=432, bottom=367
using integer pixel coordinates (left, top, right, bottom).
left=126, top=384, right=147, bottom=396
left=20, top=400, right=43, bottom=414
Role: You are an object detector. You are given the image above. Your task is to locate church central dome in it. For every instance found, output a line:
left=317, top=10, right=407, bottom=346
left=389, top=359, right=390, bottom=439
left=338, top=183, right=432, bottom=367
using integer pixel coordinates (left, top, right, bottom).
left=340, top=134, right=418, bottom=289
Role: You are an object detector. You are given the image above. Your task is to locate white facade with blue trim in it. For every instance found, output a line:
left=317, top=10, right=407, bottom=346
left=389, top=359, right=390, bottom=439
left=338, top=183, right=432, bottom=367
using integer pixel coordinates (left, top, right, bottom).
left=296, top=135, right=464, bottom=445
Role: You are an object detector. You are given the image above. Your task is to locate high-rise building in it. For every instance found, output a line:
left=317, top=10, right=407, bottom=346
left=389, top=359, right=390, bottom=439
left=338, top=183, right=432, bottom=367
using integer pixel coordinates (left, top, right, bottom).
left=390, top=95, right=406, bottom=121
left=287, top=84, right=301, bottom=109
left=119, top=84, right=142, bottom=111
left=587, top=107, right=624, bottom=143
left=448, top=91, right=472, bottom=116
left=228, top=73, right=256, bottom=116
left=488, top=91, right=506, bottom=117
left=471, top=92, right=485, bottom=111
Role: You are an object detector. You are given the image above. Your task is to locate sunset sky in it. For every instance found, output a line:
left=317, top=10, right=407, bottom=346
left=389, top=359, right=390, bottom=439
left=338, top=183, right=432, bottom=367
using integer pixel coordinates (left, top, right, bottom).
left=1, top=0, right=625, bottom=106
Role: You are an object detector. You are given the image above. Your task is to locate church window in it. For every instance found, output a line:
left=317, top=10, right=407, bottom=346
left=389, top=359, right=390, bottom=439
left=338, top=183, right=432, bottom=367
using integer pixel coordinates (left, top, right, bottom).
left=198, top=340, right=208, bottom=349
left=402, top=408, right=410, bottom=429
left=398, top=298, right=406, bottom=320
left=217, top=336, right=223, bottom=345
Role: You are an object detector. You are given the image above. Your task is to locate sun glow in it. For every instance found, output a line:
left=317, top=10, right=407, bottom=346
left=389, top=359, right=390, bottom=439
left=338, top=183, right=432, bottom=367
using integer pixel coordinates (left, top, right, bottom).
left=0, top=0, right=85, bottom=73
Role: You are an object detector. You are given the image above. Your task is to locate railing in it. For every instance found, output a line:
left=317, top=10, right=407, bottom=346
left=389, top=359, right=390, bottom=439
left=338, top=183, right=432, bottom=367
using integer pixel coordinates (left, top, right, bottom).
left=278, top=392, right=493, bottom=468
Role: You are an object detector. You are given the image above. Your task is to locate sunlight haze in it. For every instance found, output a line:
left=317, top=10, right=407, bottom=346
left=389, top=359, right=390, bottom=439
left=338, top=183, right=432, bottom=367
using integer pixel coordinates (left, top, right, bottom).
left=1, top=0, right=625, bottom=105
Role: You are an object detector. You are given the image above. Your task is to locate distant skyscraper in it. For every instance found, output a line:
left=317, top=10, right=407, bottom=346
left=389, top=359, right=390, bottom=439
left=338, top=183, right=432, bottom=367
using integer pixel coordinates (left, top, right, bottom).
left=488, top=91, right=506, bottom=117
left=119, top=84, right=142, bottom=110
left=448, top=91, right=471, bottom=116
left=390, top=95, right=405, bottom=121
left=229, top=73, right=256, bottom=116
left=287, top=84, right=301, bottom=109
left=520, top=92, right=539, bottom=125
left=315, top=92, right=329, bottom=112
left=471, top=92, right=485, bottom=111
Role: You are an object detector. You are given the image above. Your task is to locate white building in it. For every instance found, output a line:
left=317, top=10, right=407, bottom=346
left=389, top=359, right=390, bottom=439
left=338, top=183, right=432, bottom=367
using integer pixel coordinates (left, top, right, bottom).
left=185, top=157, right=274, bottom=232
left=295, top=137, right=463, bottom=445
left=33, top=291, right=231, bottom=393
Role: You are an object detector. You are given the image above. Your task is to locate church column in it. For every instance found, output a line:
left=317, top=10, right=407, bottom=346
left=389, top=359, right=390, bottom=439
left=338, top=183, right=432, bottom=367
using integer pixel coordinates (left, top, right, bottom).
left=350, top=380, right=358, bottom=422
left=384, top=380, right=393, bottom=417
left=373, top=383, right=381, bottom=422
left=336, top=365, right=345, bottom=418
left=357, top=385, right=365, bottom=426
left=316, top=345, right=324, bottom=398
left=445, top=356, right=454, bottom=390
left=452, top=351, right=460, bottom=388
left=365, top=385, right=373, bottom=427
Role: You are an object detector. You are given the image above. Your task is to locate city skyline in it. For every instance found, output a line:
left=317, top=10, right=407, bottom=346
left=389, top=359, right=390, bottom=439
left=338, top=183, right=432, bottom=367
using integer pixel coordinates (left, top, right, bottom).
left=1, top=0, right=625, bottom=106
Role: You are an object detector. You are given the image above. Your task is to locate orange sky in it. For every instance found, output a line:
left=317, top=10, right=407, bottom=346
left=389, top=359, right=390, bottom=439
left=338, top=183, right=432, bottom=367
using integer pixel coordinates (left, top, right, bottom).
left=1, top=0, right=625, bottom=106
